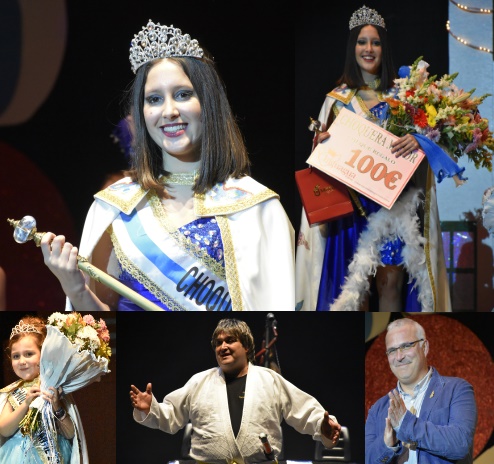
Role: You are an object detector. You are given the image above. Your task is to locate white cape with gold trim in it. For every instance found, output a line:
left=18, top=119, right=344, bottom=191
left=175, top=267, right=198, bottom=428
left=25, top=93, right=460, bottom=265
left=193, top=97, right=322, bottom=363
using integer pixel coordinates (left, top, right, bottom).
left=66, top=176, right=295, bottom=311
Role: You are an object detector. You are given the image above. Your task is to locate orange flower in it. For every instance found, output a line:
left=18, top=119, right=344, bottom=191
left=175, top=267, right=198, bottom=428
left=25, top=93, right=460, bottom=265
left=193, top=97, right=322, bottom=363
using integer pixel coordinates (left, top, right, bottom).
left=385, top=98, right=401, bottom=108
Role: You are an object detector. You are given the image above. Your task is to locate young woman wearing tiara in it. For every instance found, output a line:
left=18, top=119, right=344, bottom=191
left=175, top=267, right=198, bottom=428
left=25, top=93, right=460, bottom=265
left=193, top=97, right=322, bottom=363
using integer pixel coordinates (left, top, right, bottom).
left=296, top=6, right=455, bottom=312
left=0, top=317, right=84, bottom=463
left=40, top=21, right=295, bottom=312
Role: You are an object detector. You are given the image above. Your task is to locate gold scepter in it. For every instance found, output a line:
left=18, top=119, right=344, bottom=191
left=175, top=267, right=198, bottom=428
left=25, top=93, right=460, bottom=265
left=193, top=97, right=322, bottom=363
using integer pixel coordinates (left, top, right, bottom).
left=7, top=216, right=164, bottom=312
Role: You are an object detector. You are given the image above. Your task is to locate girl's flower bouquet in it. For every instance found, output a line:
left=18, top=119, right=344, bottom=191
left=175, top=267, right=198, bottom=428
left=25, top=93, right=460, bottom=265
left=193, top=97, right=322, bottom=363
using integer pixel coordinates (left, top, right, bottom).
left=19, top=312, right=111, bottom=463
left=384, top=56, right=494, bottom=179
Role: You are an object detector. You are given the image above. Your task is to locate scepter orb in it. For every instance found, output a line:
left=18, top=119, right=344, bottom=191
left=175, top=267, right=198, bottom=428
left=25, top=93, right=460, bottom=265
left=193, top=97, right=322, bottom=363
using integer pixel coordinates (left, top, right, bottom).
left=6, top=215, right=165, bottom=311
left=7, top=215, right=45, bottom=246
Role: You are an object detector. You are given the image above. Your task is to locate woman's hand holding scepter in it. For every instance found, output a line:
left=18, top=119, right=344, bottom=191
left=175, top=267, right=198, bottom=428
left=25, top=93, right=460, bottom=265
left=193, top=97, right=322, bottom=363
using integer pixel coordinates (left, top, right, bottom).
left=7, top=216, right=164, bottom=311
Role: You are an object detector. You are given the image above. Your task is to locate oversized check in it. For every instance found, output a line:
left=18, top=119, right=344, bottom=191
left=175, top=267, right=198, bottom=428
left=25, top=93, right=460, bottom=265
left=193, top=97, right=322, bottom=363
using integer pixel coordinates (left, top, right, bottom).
left=306, top=107, right=424, bottom=209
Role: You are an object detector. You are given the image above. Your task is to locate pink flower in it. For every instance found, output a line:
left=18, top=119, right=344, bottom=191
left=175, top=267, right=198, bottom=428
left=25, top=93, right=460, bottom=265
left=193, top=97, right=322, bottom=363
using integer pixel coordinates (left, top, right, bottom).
left=425, top=127, right=441, bottom=143
left=465, top=128, right=482, bottom=153
left=99, top=330, right=110, bottom=343
left=83, top=315, right=96, bottom=326
left=96, top=319, right=110, bottom=342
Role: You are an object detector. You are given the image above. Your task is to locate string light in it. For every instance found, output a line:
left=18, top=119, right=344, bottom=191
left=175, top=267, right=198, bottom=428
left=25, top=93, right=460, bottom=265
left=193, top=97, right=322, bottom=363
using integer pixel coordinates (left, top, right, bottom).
left=446, top=20, right=493, bottom=54
left=449, top=0, right=492, bottom=14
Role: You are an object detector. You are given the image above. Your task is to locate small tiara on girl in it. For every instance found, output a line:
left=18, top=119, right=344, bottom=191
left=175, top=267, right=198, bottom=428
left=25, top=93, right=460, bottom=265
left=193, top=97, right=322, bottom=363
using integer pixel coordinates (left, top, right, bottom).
left=10, top=321, right=43, bottom=340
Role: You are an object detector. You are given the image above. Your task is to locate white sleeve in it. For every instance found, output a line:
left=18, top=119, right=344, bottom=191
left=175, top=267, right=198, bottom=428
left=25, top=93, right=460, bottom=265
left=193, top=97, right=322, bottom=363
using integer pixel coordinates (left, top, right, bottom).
left=227, top=198, right=295, bottom=311
left=295, top=208, right=328, bottom=311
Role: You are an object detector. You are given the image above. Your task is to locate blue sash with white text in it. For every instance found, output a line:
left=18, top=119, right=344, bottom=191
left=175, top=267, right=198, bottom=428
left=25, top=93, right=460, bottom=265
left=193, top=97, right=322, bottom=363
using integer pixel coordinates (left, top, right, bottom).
left=110, top=196, right=231, bottom=311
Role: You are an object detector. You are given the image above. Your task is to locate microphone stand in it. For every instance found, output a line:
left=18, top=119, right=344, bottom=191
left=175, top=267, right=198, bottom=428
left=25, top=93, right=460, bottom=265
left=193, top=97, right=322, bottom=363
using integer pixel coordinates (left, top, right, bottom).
left=255, top=314, right=279, bottom=369
left=264, top=313, right=277, bottom=368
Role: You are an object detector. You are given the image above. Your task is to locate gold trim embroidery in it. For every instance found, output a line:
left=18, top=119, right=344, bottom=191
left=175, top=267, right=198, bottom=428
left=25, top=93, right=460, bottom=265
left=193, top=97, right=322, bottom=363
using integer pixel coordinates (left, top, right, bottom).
left=361, top=78, right=381, bottom=90
left=217, top=216, right=243, bottom=311
left=148, top=193, right=226, bottom=278
left=95, top=185, right=147, bottom=215
left=195, top=189, right=278, bottom=216
left=354, top=92, right=386, bottom=122
left=160, top=171, right=198, bottom=186
left=328, top=86, right=357, bottom=105
left=110, top=230, right=188, bottom=311
left=6, top=378, right=39, bottom=410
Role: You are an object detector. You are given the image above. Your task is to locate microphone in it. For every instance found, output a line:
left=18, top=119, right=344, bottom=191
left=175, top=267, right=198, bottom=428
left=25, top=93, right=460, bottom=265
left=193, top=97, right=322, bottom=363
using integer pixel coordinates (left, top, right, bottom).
left=265, top=312, right=277, bottom=329
left=259, top=432, right=275, bottom=460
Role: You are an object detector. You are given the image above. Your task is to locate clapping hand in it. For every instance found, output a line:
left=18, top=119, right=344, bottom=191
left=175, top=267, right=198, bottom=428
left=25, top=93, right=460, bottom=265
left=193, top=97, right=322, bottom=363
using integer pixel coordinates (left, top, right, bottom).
left=387, top=389, right=407, bottom=428
left=384, top=416, right=397, bottom=447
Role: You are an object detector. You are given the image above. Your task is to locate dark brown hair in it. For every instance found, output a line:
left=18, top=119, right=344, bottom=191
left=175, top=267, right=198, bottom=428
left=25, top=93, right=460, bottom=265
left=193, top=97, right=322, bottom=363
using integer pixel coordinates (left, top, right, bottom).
left=336, top=24, right=396, bottom=91
left=211, top=318, right=255, bottom=363
left=126, top=52, right=251, bottom=196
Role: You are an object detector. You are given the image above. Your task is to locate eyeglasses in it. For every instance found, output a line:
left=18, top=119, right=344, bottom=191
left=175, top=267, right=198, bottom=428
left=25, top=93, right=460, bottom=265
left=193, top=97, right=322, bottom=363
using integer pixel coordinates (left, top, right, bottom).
left=385, top=339, right=424, bottom=357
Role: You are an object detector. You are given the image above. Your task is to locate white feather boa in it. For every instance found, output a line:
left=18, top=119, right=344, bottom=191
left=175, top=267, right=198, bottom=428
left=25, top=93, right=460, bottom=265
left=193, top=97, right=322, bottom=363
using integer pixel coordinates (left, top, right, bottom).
left=329, top=188, right=434, bottom=311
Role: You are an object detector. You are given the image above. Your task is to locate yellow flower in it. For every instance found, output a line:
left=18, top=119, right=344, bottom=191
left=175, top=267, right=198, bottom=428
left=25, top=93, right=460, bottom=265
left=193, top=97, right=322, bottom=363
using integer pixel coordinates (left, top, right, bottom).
left=425, top=104, right=437, bottom=127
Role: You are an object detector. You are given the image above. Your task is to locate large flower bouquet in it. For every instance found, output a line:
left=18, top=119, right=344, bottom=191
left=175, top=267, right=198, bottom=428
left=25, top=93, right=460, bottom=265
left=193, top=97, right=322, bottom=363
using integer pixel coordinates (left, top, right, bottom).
left=19, top=312, right=111, bottom=463
left=384, top=56, right=494, bottom=174
left=46, top=312, right=112, bottom=361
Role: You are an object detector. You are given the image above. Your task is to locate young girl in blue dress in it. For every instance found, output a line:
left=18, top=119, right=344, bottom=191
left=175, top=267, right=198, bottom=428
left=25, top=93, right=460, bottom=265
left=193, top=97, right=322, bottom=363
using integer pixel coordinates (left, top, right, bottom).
left=0, top=316, right=75, bottom=463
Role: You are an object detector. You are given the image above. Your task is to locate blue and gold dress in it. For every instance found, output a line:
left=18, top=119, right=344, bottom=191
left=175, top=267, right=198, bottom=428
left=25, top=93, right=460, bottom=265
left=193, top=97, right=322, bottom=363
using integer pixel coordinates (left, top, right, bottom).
left=0, top=379, right=72, bottom=464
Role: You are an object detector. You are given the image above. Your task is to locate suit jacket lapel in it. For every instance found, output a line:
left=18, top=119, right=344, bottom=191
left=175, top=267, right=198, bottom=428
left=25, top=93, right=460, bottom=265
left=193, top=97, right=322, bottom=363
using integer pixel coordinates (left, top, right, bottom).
left=418, top=368, right=442, bottom=420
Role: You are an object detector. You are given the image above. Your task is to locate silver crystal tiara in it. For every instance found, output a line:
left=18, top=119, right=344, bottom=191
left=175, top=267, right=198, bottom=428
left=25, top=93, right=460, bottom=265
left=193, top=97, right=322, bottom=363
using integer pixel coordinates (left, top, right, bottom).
left=349, top=5, right=386, bottom=30
left=129, top=20, right=204, bottom=74
left=10, top=321, right=43, bottom=339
